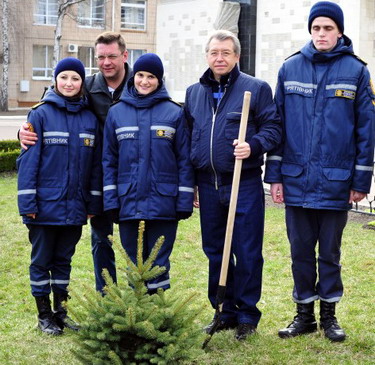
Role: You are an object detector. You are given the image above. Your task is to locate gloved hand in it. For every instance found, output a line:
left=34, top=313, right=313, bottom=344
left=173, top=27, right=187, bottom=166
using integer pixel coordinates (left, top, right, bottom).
left=176, top=211, right=192, bottom=221
left=106, top=208, right=120, bottom=224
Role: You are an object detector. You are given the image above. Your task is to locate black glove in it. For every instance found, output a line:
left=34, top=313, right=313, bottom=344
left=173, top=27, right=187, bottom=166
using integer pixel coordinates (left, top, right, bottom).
left=106, top=208, right=120, bottom=224
left=176, top=211, right=192, bottom=221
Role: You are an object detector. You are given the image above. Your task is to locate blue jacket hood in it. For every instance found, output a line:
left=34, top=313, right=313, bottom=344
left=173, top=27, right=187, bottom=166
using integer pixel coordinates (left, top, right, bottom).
left=300, top=35, right=354, bottom=63
left=120, top=77, right=171, bottom=108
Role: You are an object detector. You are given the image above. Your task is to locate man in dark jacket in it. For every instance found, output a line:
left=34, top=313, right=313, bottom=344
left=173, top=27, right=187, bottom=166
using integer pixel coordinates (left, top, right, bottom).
left=19, top=32, right=133, bottom=293
left=265, top=1, right=375, bottom=342
left=185, top=30, right=281, bottom=341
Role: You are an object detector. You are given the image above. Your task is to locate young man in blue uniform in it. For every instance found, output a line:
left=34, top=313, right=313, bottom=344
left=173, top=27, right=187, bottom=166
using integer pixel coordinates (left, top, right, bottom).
left=265, top=1, right=375, bottom=342
left=17, top=58, right=102, bottom=335
left=184, top=30, right=282, bottom=341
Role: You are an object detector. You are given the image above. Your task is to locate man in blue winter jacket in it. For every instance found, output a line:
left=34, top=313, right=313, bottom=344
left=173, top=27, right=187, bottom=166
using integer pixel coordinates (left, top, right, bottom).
left=265, top=1, right=375, bottom=342
left=185, top=30, right=282, bottom=341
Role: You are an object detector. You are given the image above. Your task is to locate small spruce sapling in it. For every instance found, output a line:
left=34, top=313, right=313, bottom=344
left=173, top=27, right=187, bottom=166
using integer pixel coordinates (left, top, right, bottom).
left=69, top=221, right=204, bottom=364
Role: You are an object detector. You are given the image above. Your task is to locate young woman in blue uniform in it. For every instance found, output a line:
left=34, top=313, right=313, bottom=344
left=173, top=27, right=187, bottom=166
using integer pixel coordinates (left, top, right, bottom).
left=103, top=53, right=194, bottom=293
left=17, top=58, right=102, bottom=335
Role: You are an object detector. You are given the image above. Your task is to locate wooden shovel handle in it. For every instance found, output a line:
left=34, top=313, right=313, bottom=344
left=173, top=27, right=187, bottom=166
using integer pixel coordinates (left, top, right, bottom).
left=218, top=91, right=251, bottom=288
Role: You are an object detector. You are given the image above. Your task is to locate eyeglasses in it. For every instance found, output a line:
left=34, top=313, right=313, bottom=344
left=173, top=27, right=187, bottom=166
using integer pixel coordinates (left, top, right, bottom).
left=95, top=54, right=123, bottom=62
left=208, top=50, right=235, bottom=58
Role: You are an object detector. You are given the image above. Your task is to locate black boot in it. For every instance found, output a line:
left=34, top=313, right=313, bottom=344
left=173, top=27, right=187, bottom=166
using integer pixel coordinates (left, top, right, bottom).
left=53, top=292, right=80, bottom=331
left=320, top=301, right=346, bottom=342
left=35, top=295, right=63, bottom=335
left=278, top=302, right=317, bottom=338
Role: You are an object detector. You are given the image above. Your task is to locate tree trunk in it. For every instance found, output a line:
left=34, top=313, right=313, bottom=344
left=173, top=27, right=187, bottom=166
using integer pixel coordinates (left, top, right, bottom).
left=53, top=0, right=86, bottom=70
left=1, top=0, right=9, bottom=111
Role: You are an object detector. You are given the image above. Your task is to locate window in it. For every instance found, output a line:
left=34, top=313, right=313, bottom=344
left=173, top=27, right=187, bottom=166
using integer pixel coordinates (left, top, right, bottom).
left=78, top=47, right=99, bottom=75
left=32, top=45, right=54, bottom=80
left=78, top=0, right=105, bottom=28
left=34, top=0, right=58, bottom=25
left=128, top=49, right=146, bottom=67
left=121, top=0, right=147, bottom=30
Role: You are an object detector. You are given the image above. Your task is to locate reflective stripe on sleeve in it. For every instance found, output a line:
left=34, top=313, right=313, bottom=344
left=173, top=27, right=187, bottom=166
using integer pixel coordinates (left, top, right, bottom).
left=103, top=185, right=117, bottom=191
left=178, top=186, right=194, bottom=193
left=50, top=279, right=69, bottom=285
left=150, top=126, right=176, bottom=133
left=90, top=190, right=102, bottom=196
left=115, top=126, right=139, bottom=134
left=147, top=279, right=170, bottom=289
left=326, top=84, right=357, bottom=91
left=267, top=156, right=282, bottom=162
left=43, top=131, right=69, bottom=137
left=18, top=189, right=37, bottom=195
left=79, top=133, right=95, bottom=139
left=355, top=165, right=374, bottom=172
left=30, top=279, right=50, bottom=286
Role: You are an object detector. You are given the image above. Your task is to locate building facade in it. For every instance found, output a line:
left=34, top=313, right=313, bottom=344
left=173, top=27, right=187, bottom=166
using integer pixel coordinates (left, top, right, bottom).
left=1, top=0, right=374, bottom=106
left=1, top=0, right=157, bottom=108
left=156, top=0, right=374, bottom=100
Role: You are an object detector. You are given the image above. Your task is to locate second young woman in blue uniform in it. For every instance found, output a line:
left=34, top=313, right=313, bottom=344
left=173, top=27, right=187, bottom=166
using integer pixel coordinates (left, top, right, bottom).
left=103, top=53, right=194, bottom=293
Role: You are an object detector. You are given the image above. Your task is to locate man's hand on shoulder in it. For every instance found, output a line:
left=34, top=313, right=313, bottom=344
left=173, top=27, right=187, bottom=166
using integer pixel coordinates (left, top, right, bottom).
left=19, top=122, right=38, bottom=150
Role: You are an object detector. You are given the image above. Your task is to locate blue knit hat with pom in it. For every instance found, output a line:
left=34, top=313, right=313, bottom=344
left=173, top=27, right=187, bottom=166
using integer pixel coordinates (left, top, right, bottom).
left=54, top=57, right=86, bottom=81
left=133, top=53, right=164, bottom=83
left=308, top=1, right=344, bottom=34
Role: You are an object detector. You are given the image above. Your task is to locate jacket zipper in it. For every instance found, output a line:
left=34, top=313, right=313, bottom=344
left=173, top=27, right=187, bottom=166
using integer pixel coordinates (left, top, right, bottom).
left=210, top=87, right=226, bottom=190
left=210, top=108, right=219, bottom=189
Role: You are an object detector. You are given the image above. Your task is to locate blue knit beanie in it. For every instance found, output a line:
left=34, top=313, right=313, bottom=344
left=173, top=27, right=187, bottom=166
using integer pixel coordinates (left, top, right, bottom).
left=54, top=57, right=86, bottom=81
left=308, top=1, right=344, bottom=34
left=133, top=53, right=164, bottom=83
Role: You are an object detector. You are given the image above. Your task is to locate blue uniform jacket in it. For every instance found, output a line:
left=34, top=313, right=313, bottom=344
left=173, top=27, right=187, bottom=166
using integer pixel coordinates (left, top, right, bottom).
left=102, top=79, right=194, bottom=220
left=265, top=36, right=375, bottom=210
left=184, top=65, right=281, bottom=186
left=17, top=90, right=103, bottom=225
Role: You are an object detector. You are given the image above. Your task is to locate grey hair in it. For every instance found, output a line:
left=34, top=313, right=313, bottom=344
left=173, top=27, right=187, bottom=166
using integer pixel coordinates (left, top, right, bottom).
left=205, top=30, right=241, bottom=55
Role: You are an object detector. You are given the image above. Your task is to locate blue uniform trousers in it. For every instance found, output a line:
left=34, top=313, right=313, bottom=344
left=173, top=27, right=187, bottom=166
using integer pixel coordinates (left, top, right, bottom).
left=119, top=219, right=178, bottom=292
left=198, top=175, right=264, bottom=326
left=90, top=214, right=116, bottom=292
left=285, top=206, right=348, bottom=303
left=27, top=225, right=82, bottom=297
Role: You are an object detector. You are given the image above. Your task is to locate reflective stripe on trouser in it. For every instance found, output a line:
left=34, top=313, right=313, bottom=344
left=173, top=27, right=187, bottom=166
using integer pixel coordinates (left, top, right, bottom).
left=285, top=206, right=347, bottom=303
left=90, top=213, right=116, bottom=293
left=27, top=224, right=82, bottom=296
left=118, top=219, right=178, bottom=291
left=198, top=175, right=264, bottom=326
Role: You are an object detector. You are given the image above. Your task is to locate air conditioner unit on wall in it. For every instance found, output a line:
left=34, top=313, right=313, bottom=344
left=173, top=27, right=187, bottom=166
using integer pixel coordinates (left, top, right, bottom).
left=68, top=44, right=78, bottom=53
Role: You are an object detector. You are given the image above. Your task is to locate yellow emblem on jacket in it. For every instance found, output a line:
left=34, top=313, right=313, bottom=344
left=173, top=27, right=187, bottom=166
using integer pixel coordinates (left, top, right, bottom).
left=370, top=79, right=375, bottom=106
left=26, top=122, right=34, bottom=133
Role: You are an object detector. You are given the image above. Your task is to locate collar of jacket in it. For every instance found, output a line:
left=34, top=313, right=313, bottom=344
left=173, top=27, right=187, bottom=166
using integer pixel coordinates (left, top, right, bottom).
left=120, top=79, right=171, bottom=109
left=86, top=63, right=133, bottom=94
left=301, top=34, right=354, bottom=64
left=42, top=89, right=87, bottom=113
left=199, top=64, right=240, bottom=89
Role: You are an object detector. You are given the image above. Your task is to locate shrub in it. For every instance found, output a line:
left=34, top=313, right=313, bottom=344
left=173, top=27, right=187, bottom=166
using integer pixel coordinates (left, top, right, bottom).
left=0, top=140, right=20, bottom=151
left=0, top=149, right=19, bottom=172
left=70, top=222, right=204, bottom=365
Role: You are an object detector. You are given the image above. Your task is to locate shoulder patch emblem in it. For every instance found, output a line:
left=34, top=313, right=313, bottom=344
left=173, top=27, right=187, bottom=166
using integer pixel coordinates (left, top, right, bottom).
left=370, top=80, right=375, bottom=106
left=26, top=122, right=34, bottom=133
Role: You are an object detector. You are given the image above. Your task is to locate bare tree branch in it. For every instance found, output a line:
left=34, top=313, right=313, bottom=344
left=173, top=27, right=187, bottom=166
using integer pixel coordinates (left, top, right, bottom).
left=1, top=0, right=9, bottom=111
left=53, top=0, right=86, bottom=69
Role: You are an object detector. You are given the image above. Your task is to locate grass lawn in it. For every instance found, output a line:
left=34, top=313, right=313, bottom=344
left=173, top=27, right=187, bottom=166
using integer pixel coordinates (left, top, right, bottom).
left=0, top=172, right=374, bottom=364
